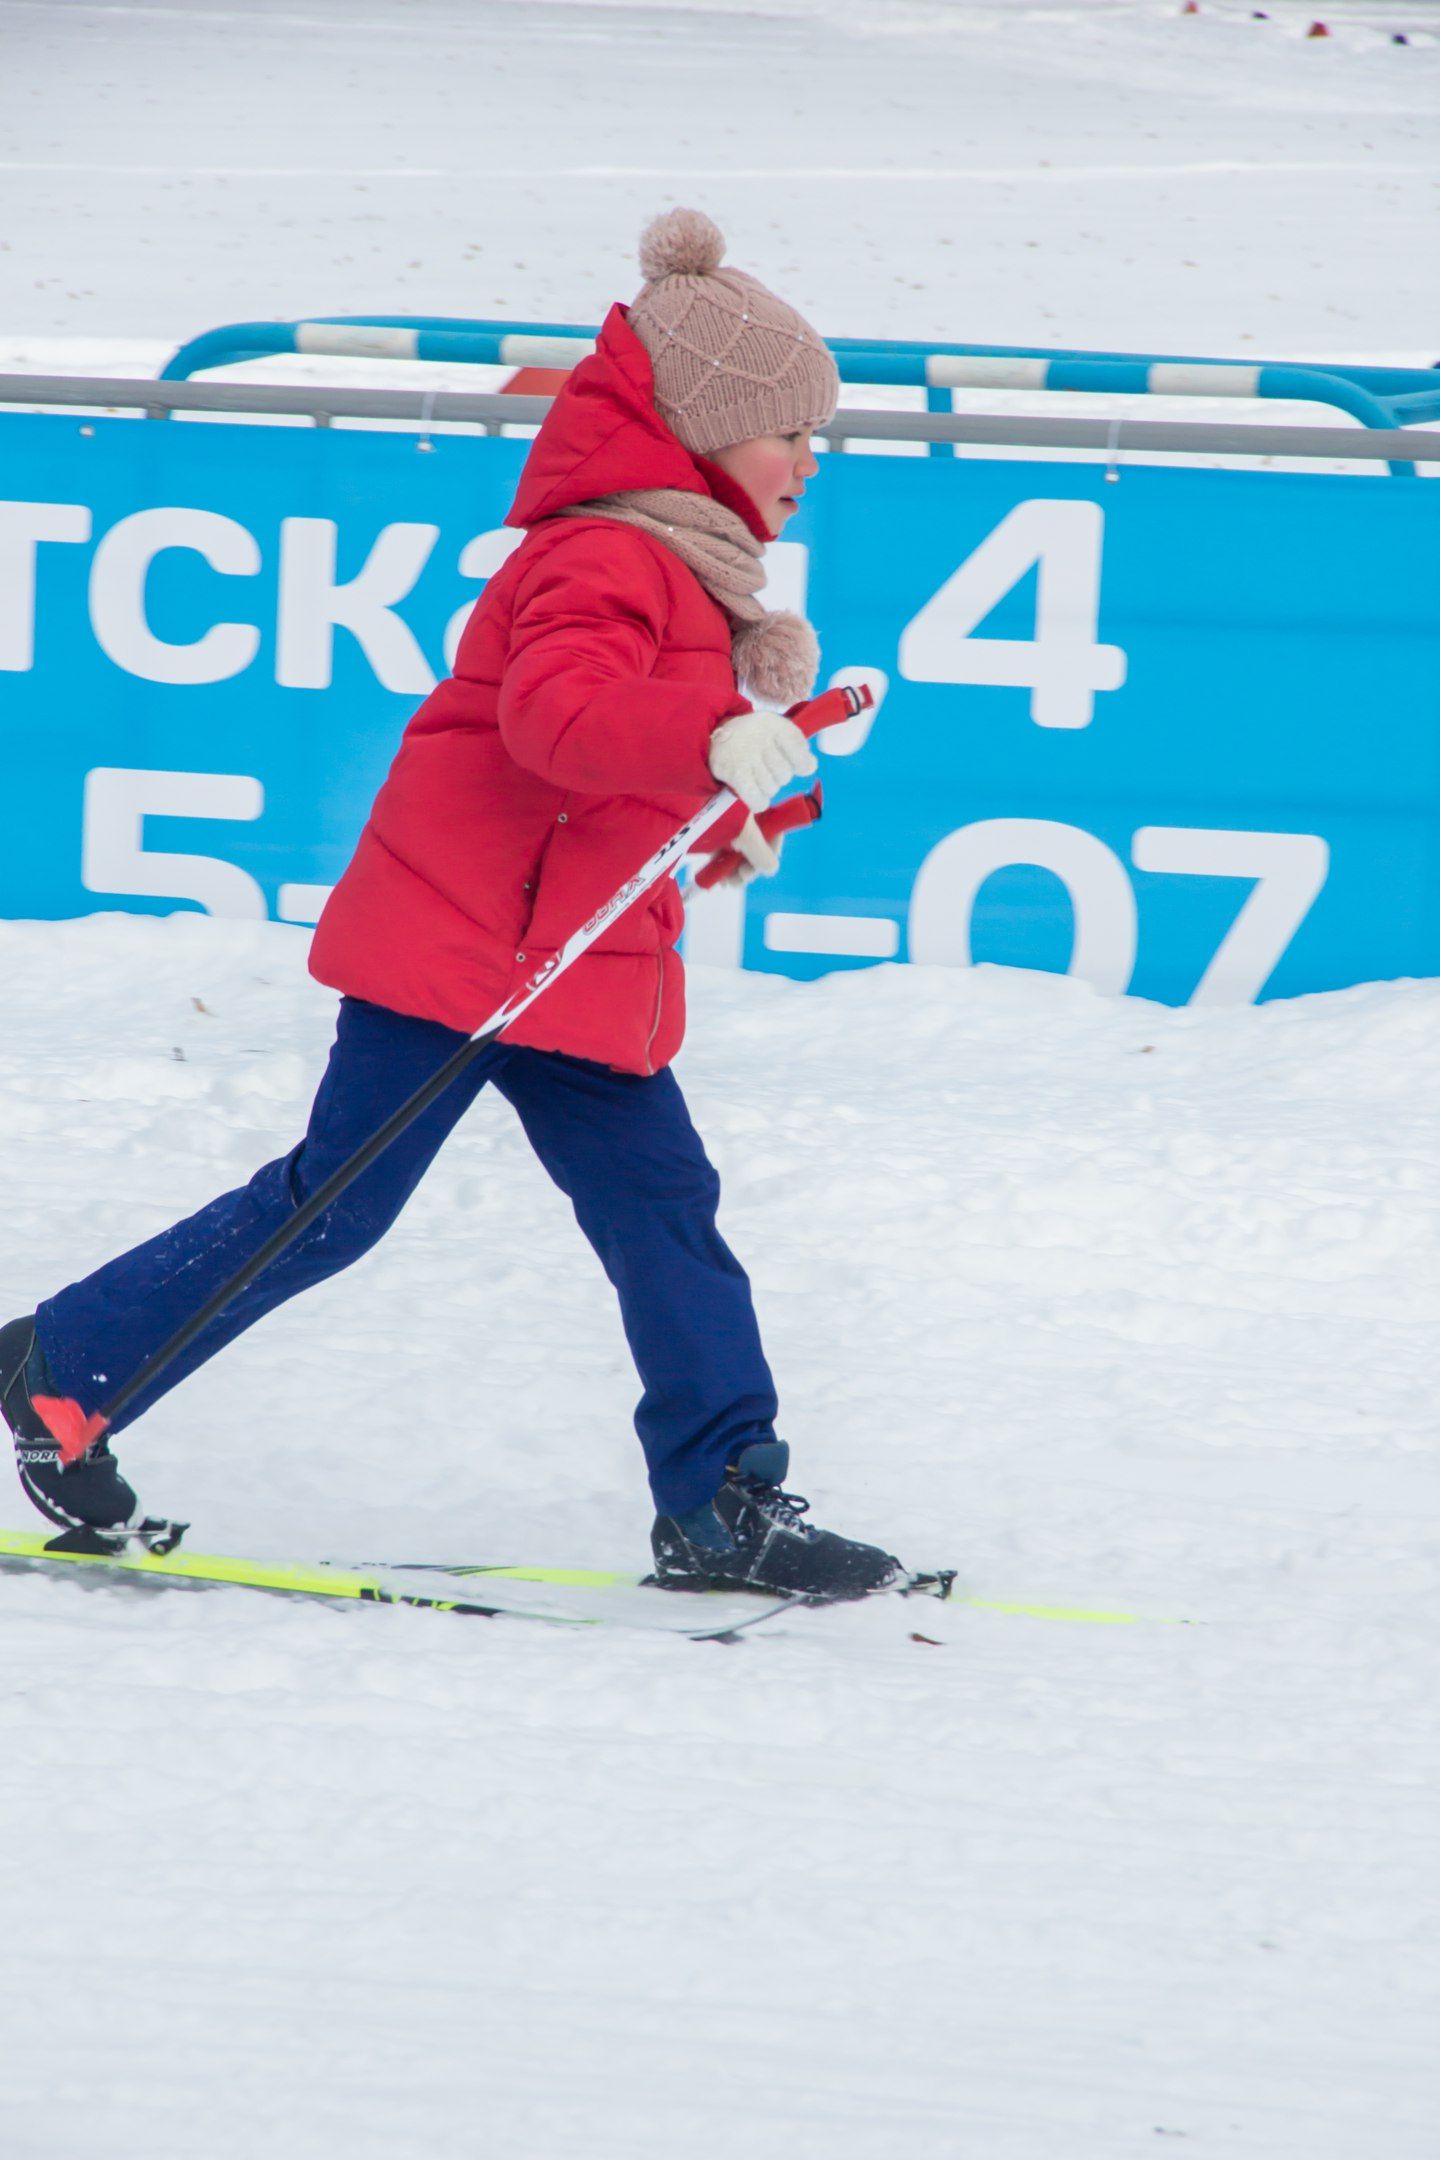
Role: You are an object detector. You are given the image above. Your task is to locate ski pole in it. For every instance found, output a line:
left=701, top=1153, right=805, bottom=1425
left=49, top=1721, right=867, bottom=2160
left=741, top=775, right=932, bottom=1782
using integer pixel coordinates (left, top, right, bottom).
left=35, top=682, right=871, bottom=1463
left=691, top=780, right=823, bottom=891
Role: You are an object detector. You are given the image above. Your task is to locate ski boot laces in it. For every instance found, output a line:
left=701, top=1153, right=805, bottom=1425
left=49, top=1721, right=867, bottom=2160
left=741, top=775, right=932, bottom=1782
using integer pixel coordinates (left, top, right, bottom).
left=733, top=1468, right=818, bottom=1541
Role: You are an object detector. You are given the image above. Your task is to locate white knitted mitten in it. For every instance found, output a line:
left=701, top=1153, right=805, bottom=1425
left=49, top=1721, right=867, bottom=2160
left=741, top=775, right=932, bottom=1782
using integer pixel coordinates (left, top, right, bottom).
left=707, top=709, right=817, bottom=812
left=709, top=814, right=782, bottom=888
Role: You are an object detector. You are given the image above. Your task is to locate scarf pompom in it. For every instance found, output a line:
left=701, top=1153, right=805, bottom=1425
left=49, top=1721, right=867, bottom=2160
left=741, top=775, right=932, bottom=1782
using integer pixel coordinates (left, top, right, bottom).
left=731, top=610, right=819, bottom=707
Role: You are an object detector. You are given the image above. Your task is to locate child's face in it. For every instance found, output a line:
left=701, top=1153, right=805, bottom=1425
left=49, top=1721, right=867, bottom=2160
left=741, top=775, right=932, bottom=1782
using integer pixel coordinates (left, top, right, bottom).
left=710, top=428, right=819, bottom=540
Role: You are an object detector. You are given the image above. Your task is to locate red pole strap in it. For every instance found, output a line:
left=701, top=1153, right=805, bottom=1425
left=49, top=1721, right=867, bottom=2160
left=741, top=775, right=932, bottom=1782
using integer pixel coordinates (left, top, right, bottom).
left=790, top=680, right=872, bottom=741
left=693, top=783, right=824, bottom=891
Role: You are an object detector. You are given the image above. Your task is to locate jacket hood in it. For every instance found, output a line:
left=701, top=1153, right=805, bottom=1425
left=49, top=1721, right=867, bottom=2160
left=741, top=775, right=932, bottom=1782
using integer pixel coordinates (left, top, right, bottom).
left=506, top=303, right=768, bottom=540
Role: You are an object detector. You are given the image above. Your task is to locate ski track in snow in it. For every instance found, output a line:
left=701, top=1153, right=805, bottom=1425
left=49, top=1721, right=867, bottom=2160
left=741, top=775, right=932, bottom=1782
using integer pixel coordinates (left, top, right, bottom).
left=0, top=916, right=1437, bottom=2159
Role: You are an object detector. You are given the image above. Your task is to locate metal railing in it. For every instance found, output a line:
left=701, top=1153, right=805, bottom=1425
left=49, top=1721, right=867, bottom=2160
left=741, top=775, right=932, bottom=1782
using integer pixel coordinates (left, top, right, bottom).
left=1, top=373, right=1435, bottom=470
left=157, top=314, right=1440, bottom=476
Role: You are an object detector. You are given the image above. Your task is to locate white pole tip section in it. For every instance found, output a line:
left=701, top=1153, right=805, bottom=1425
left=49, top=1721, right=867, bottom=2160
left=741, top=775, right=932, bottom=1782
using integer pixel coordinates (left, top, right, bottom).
left=498, top=335, right=596, bottom=370
left=296, top=324, right=420, bottom=361
left=1147, top=364, right=1261, bottom=398
left=925, top=355, right=1049, bottom=391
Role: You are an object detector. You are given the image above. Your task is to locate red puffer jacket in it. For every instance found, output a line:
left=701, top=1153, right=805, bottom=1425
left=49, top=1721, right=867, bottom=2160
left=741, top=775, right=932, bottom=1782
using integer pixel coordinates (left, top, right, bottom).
left=308, top=303, right=760, bottom=1073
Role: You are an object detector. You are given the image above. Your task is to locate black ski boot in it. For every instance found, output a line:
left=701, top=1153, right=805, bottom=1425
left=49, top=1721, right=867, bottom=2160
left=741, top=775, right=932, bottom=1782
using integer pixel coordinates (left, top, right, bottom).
left=651, top=1441, right=902, bottom=1602
left=0, top=1314, right=141, bottom=1543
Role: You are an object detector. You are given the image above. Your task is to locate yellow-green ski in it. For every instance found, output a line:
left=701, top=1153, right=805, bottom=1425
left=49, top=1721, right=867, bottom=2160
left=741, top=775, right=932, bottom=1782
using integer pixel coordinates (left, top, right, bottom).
left=0, top=1528, right=787, bottom=1638
left=0, top=1528, right=1190, bottom=1632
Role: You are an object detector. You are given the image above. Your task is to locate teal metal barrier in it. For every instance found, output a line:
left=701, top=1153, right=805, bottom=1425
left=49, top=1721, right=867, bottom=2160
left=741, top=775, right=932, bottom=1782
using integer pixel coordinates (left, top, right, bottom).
left=161, top=315, right=1440, bottom=478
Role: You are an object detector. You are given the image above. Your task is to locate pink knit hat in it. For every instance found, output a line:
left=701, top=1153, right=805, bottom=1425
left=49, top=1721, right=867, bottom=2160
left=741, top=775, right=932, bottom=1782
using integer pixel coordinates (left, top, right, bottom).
left=628, top=209, right=839, bottom=456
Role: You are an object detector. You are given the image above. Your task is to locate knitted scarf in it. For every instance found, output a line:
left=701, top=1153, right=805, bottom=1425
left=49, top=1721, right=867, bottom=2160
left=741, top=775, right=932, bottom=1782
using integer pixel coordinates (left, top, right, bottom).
left=553, top=486, right=819, bottom=707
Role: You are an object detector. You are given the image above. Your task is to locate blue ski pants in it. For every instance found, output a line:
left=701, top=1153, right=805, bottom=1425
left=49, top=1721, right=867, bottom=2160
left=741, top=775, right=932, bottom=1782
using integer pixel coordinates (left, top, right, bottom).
left=35, top=997, right=778, bottom=1516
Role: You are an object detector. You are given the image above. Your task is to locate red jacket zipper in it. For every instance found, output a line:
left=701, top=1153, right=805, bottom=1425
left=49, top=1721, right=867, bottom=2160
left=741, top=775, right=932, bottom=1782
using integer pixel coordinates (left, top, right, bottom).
left=642, top=955, right=665, bottom=1076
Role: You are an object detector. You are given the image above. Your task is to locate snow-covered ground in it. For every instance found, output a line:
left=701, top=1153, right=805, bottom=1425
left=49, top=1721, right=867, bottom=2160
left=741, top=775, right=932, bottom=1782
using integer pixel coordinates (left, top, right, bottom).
left=1, top=921, right=1437, bottom=2160
left=1, top=3, right=1438, bottom=2156
left=1, top=0, right=1437, bottom=363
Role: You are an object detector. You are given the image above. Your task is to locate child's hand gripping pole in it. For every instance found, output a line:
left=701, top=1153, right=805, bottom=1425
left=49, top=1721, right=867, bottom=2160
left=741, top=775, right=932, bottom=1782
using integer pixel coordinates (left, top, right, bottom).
left=35, top=681, right=873, bottom=1465
left=692, top=783, right=824, bottom=892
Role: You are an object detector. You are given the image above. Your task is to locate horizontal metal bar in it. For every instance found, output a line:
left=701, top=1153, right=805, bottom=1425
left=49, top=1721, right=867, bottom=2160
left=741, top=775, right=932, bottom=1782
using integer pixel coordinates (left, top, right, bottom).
left=0, top=374, right=557, bottom=426
left=11, top=372, right=563, bottom=422
left=822, top=406, right=1437, bottom=463
left=0, top=374, right=1436, bottom=464
left=162, top=315, right=1440, bottom=403
left=1389, top=389, right=1440, bottom=422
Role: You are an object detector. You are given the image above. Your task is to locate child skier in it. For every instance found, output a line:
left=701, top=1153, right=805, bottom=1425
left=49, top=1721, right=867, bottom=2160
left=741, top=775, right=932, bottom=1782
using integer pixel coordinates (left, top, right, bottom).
left=1, top=209, right=901, bottom=1600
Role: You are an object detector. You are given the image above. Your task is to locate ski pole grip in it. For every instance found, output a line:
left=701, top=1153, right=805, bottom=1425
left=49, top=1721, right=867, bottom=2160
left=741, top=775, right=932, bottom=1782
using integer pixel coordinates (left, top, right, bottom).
left=788, top=680, right=873, bottom=740
left=693, top=783, right=824, bottom=891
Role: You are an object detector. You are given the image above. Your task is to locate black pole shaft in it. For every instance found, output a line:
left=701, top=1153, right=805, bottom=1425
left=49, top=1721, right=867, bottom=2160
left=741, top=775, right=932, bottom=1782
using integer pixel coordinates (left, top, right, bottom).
left=95, top=1025, right=501, bottom=1430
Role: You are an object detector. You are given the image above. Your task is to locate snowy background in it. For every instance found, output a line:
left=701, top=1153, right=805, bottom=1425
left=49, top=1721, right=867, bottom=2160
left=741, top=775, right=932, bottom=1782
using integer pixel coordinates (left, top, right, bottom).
left=2, top=0, right=1437, bottom=370
left=1, top=4, right=1438, bottom=2157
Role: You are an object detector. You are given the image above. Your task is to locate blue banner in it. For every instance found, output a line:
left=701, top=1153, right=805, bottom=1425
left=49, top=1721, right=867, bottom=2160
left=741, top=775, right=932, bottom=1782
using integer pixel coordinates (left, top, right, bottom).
left=2, top=408, right=1436, bottom=1004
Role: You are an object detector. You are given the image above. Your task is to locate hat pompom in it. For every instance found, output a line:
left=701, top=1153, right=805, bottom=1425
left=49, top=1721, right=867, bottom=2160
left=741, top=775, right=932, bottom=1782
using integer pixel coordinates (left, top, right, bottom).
left=732, top=611, right=819, bottom=707
left=639, top=207, right=725, bottom=284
